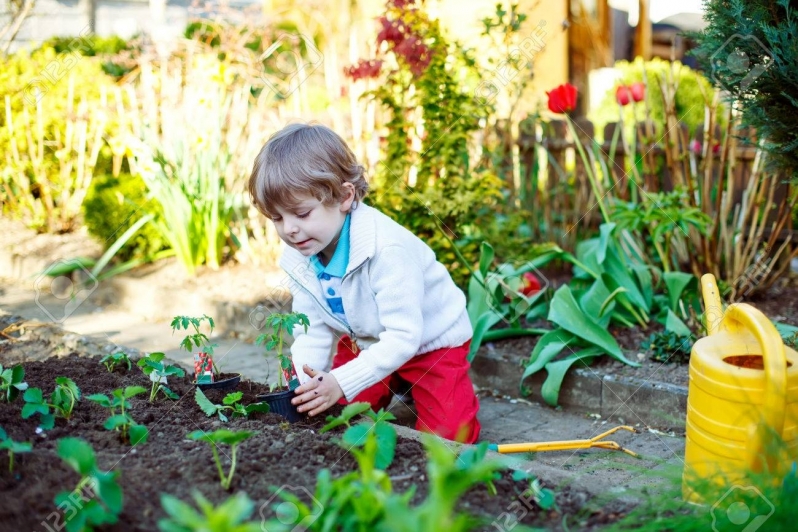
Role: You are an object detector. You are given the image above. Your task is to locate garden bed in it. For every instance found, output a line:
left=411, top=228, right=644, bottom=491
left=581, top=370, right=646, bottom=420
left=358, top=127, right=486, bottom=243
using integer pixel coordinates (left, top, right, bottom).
left=0, top=350, right=632, bottom=531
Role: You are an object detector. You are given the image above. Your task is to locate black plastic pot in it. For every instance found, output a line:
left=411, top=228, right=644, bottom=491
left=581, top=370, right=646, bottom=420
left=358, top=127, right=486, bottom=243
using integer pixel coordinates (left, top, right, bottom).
left=197, top=373, right=241, bottom=391
left=256, top=389, right=303, bottom=423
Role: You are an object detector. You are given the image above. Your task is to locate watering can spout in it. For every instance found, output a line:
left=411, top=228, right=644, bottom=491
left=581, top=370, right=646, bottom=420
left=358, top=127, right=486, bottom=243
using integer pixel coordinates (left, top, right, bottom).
left=701, top=274, right=723, bottom=336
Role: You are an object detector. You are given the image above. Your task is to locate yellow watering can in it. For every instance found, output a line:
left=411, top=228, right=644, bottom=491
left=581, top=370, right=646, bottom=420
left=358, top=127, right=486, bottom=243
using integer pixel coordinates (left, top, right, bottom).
left=683, top=274, right=798, bottom=502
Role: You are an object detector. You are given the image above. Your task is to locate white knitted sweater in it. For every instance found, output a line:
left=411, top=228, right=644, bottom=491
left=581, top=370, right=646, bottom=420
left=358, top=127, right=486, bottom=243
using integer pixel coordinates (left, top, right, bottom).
left=278, top=203, right=473, bottom=400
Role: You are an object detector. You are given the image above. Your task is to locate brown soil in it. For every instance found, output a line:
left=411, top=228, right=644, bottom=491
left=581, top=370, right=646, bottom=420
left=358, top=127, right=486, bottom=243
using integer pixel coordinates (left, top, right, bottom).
left=0, top=353, right=629, bottom=531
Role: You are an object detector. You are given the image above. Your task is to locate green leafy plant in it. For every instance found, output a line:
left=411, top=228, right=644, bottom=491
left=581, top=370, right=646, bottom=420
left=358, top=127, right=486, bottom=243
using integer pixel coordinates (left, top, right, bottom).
left=265, top=405, right=507, bottom=531
left=171, top=314, right=218, bottom=383
left=194, top=388, right=270, bottom=422
left=22, top=377, right=81, bottom=429
left=55, top=437, right=123, bottom=532
left=158, top=491, right=262, bottom=532
left=137, top=353, right=185, bottom=402
left=256, top=312, right=309, bottom=392
left=86, top=386, right=149, bottom=445
left=642, top=330, right=695, bottom=365
left=171, top=314, right=217, bottom=355
left=186, top=429, right=257, bottom=490
left=99, top=353, right=132, bottom=373
left=0, top=426, right=32, bottom=473
left=0, top=363, right=28, bottom=402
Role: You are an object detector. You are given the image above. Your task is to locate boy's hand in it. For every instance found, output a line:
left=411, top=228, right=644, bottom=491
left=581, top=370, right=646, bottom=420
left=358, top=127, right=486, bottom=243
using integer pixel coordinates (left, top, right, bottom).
left=292, top=365, right=344, bottom=417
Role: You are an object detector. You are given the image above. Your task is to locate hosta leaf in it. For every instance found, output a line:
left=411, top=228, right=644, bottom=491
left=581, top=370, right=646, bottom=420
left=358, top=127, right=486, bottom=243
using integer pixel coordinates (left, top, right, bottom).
left=548, top=285, right=629, bottom=363
left=541, top=348, right=601, bottom=406
left=663, top=271, right=695, bottom=312
left=665, top=309, right=692, bottom=337
left=521, top=328, right=575, bottom=382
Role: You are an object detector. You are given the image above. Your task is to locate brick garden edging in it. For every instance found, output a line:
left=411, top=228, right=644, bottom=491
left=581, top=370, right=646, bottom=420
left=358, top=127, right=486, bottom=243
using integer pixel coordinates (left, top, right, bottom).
left=470, top=348, right=688, bottom=431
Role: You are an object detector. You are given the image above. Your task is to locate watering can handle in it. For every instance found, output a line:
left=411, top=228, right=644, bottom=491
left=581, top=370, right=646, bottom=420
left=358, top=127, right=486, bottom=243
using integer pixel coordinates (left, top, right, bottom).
left=722, top=304, right=787, bottom=471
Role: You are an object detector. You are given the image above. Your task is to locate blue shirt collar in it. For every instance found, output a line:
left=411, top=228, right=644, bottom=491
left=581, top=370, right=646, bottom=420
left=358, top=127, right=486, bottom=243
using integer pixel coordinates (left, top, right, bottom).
left=309, top=214, right=350, bottom=278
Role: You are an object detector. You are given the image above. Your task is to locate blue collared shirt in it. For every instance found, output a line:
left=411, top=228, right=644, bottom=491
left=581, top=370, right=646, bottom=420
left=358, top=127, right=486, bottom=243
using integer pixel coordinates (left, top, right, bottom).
left=308, top=214, right=350, bottom=324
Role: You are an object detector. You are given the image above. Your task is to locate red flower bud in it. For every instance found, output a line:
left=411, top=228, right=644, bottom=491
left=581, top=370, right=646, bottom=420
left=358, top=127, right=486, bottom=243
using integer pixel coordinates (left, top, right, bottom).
left=615, top=85, right=632, bottom=106
left=520, top=272, right=541, bottom=296
left=546, top=83, right=578, bottom=114
left=629, top=81, right=645, bottom=102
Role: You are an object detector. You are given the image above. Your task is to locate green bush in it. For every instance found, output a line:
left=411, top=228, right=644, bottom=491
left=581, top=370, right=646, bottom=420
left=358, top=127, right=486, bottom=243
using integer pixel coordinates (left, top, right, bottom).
left=0, top=45, right=119, bottom=231
left=83, top=173, right=166, bottom=262
left=589, top=57, right=718, bottom=141
left=691, top=0, right=798, bottom=179
left=41, top=34, right=138, bottom=79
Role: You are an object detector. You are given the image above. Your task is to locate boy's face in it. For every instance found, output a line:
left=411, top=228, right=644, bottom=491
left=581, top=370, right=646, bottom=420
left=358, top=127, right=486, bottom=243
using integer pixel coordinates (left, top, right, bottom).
left=271, top=185, right=355, bottom=263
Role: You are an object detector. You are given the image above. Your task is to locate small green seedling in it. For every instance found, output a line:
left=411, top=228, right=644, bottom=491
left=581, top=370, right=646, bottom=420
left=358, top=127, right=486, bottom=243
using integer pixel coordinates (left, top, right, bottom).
left=0, top=426, right=32, bottom=473
left=509, top=469, right=557, bottom=510
left=99, top=352, right=132, bottom=373
left=55, top=437, right=123, bottom=532
left=22, top=377, right=81, bottom=429
left=158, top=491, right=262, bottom=532
left=186, top=429, right=257, bottom=490
left=171, top=315, right=219, bottom=383
left=137, top=352, right=185, bottom=402
left=0, top=363, right=28, bottom=402
left=194, top=389, right=270, bottom=423
left=255, top=312, right=309, bottom=392
left=86, top=386, right=148, bottom=445
left=321, top=402, right=398, bottom=470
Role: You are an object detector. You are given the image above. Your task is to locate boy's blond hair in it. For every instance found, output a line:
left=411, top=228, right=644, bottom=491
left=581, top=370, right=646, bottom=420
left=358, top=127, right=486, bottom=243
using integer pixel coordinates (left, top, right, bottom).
left=249, top=123, right=368, bottom=219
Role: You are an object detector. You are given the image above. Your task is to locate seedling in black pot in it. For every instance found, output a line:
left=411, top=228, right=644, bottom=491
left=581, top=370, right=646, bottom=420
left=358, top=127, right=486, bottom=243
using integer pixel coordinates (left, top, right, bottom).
left=255, top=312, right=309, bottom=422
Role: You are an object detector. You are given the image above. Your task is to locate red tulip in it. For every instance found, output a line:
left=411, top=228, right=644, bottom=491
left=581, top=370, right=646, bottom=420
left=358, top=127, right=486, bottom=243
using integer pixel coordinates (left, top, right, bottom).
left=546, top=83, right=578, bottom=114
left=520, top=272, right=541, bottom=296
left=615, top=85, right=632, bottom=106
left=629, top=82, right=645, bottom=102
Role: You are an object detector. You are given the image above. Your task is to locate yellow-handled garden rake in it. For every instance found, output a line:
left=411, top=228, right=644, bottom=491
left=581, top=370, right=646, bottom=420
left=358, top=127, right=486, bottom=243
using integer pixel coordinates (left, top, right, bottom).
left=487, top=425, right=640, bottom=457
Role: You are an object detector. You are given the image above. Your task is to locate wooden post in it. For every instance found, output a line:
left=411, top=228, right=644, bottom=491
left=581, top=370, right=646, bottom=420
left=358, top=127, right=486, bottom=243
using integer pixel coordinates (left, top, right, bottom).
left=517, top=116, right=539, bottom=237
left=79, top=0, right=97, bottom=34
left=635, top=0, right=651, bottom=60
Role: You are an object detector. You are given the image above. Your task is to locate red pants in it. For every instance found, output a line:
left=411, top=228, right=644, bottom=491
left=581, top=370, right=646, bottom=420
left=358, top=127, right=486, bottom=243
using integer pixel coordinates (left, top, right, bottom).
left=332, top=336, right=481, bottom=443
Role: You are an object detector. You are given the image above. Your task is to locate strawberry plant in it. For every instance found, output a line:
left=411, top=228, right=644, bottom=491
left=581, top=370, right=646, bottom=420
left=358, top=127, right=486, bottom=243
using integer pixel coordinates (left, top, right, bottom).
left=0, top=426, right=32, bottom=473
left=186, top=429, right=256, bottom=490
left=99, top=352, right=132, bottom=373
left=55, top=437, right=123, bottom=532
left=86, top=386, right=149, bottom=445
left=194, top=388, right=269, bottom=422
left=137, top=352, right=185, bottom=402
left=265, top=405, right=506, bottom=531
left=255, top=312, right=309, bottom=391
left=158, top=491, right=262, bottom=532
left=22, top=377, right=81, bottom=429
left=0, top=363, right=28, bottom=402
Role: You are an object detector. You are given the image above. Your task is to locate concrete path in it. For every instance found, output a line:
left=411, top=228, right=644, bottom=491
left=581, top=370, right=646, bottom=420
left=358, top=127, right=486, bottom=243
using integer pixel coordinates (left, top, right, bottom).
left=0, top=274, right=686, bottom=499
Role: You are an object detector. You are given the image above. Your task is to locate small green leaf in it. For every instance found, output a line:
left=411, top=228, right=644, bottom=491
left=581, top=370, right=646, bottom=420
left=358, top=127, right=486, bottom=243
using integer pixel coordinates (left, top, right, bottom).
left=161, top=386, right=179, bottom=400
left=57, top=437, right=96, bottom=476
left=129, top=424, right=148, bottom=445
left=103, top=414, right=130, bottom=430
left=23, top=387, right=43, bottom=404
left=194, top=388, right=220, bottom=417
left=244, top=402, right=270, bottom=415
left=342, top=424, right=370, bottom=447
left=86, top=394, right=112, bottom=408
left=373, top=422, right=397, bottom=470
left=341, top=402, right=372, bottom=422
left=124, top=386, right=147, bottom=399
left=223, top=392, right=243, bottom=405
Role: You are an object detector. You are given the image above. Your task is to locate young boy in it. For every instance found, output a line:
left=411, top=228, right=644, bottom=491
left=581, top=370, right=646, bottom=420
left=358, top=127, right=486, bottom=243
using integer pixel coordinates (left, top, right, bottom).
left=248, top=123, right=481, bottom=443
